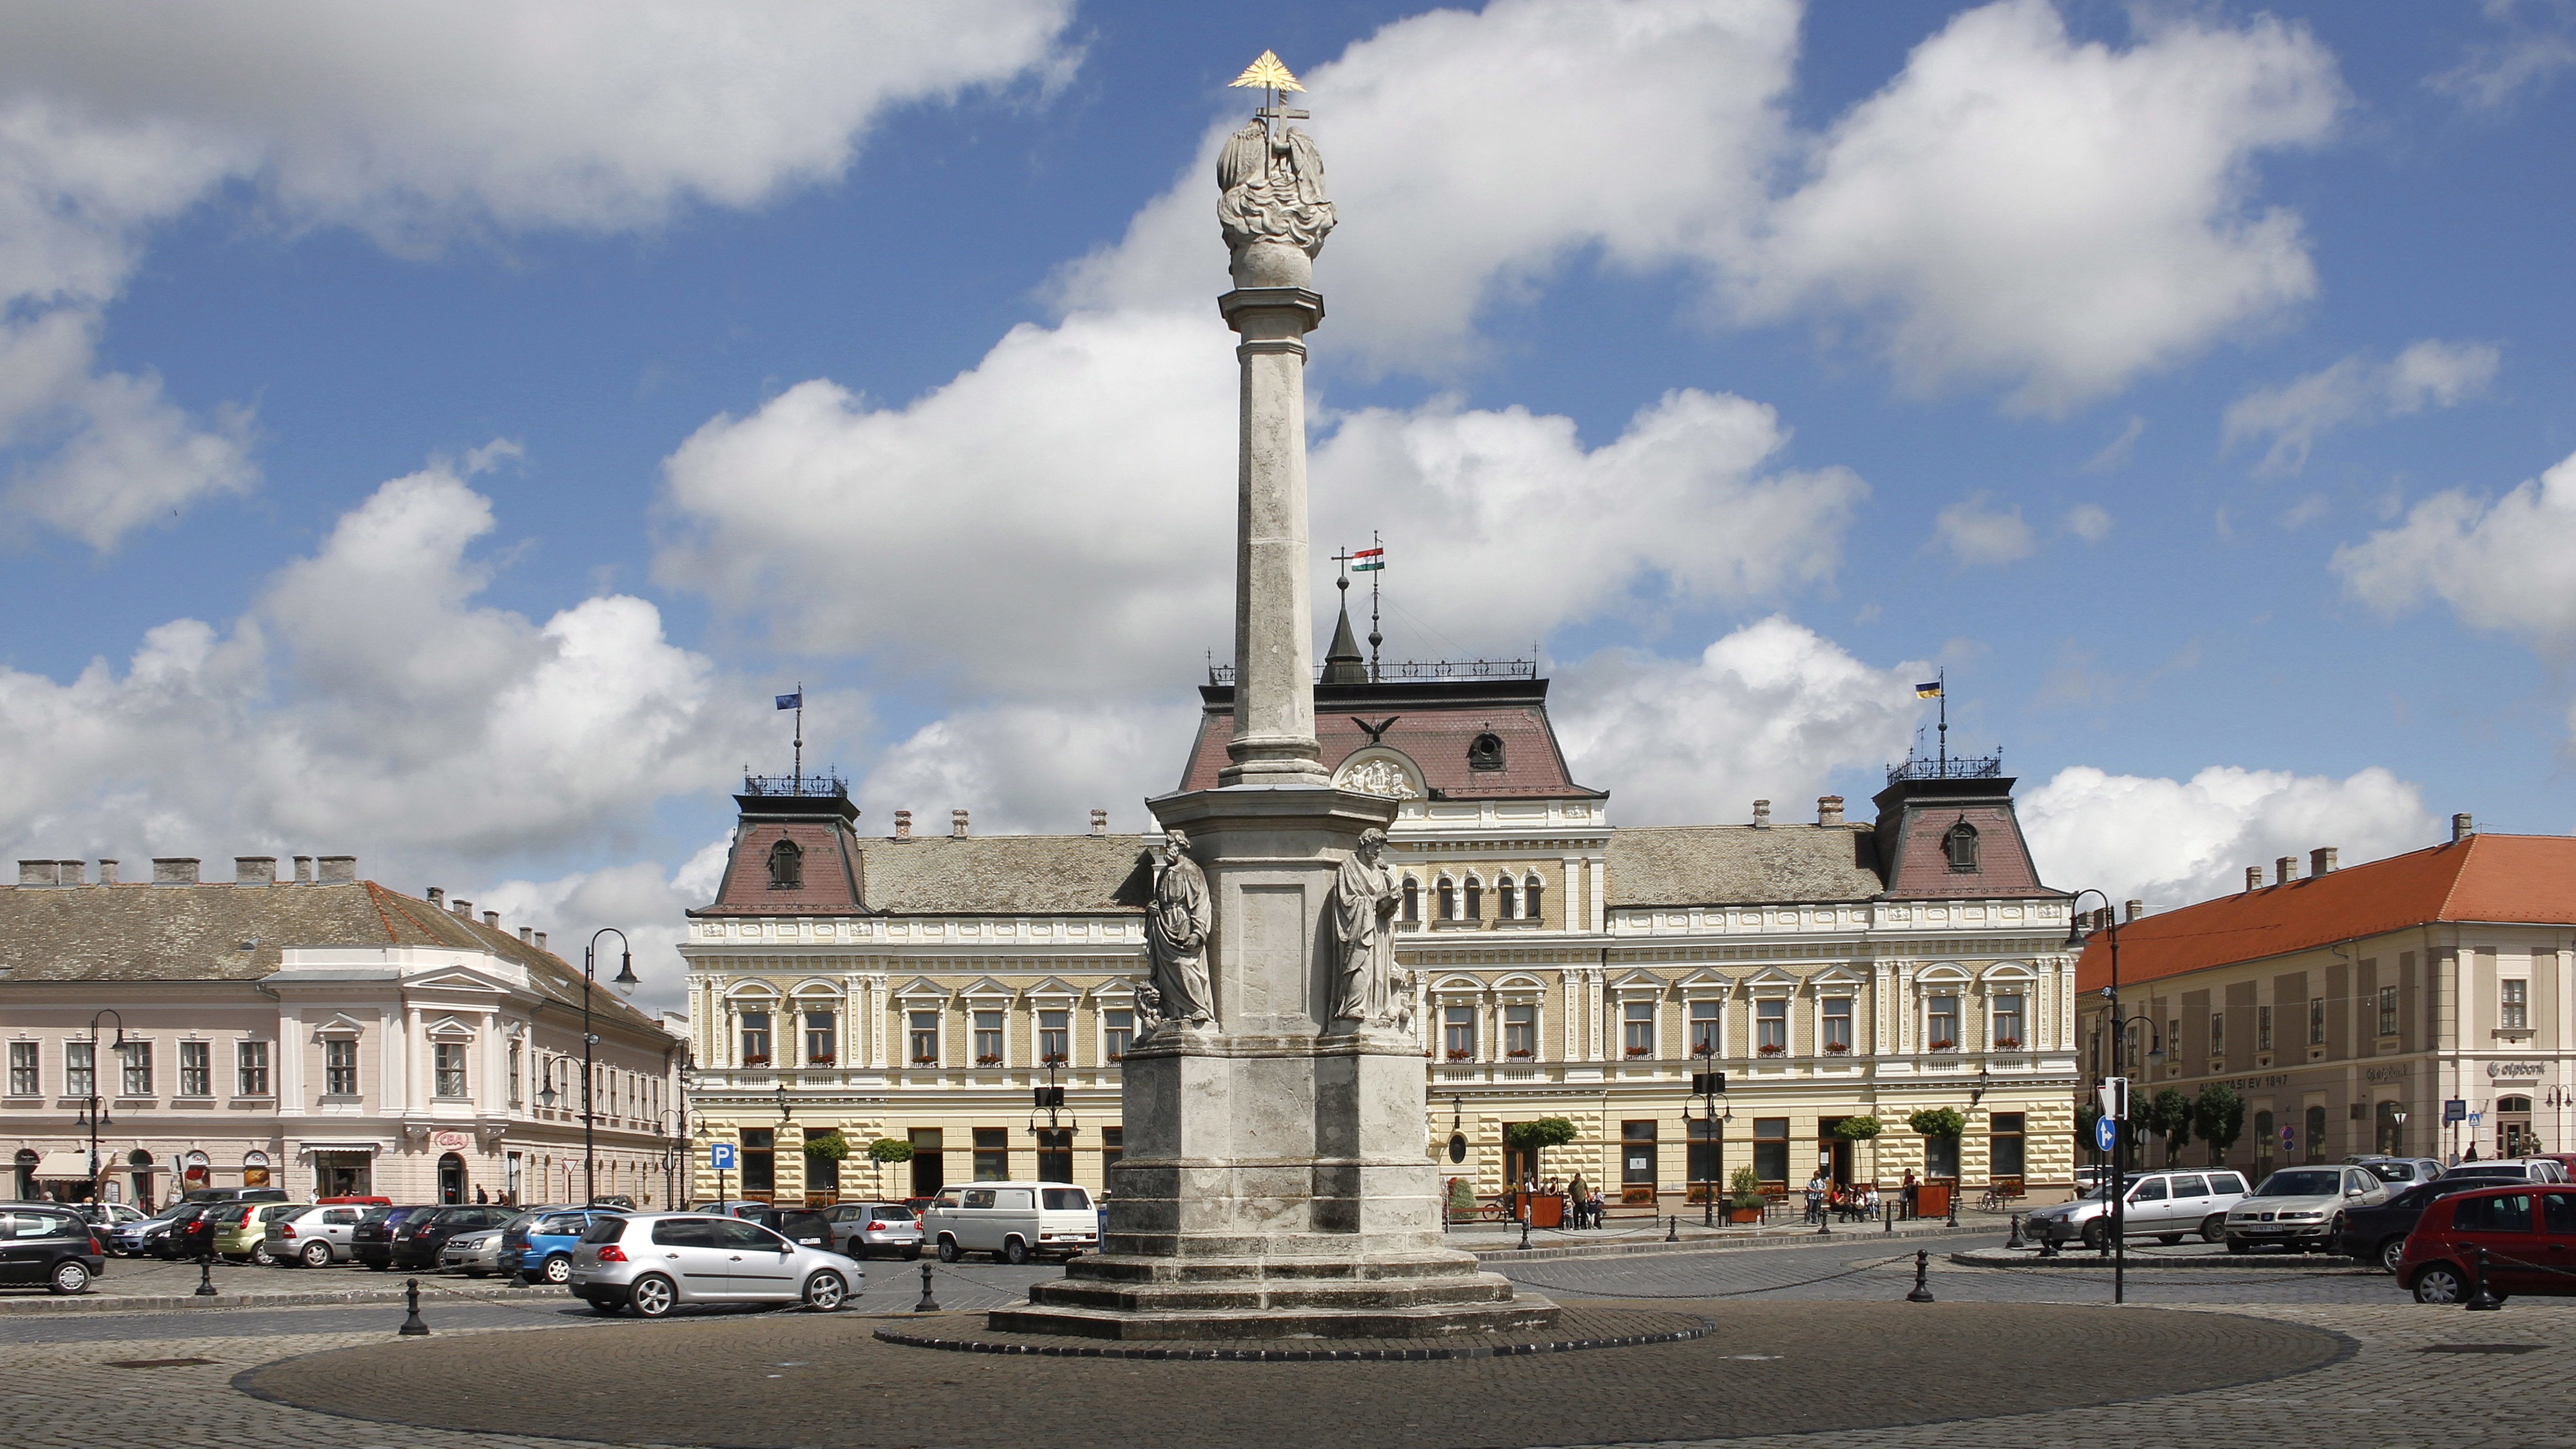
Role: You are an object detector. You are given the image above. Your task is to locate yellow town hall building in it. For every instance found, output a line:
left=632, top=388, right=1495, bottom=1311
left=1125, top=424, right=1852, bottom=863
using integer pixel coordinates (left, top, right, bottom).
left=680, top=637, right=2079, bottom=1209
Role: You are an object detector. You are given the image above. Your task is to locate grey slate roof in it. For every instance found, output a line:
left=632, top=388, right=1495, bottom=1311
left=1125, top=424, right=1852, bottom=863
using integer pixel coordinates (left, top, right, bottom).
left=1606, top=825, right=1886, bottom=907
left=852, top=835, right=1153, bottom=916
left=0, top=880, right=665, bottom=1033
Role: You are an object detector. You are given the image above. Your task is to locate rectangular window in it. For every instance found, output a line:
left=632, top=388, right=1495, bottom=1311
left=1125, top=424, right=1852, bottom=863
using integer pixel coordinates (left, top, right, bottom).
left=119, top=1041, right=152, bottom=1097
left=973, top=1010, right=1004, bottom=1065
left=1991, top=993, right=2023, bottom=1050
left=1464, top=879, right=1482, bottom=919
left=1926, top=995, right=1960, bottom=1050
left=1444, top=1004, right=1478, bottom=1060
left=1753, top=1116, right=1790, bottom=1185
left=2378, top=985, right=2400, bottom=1038
left=1990, top=1112, right=2026, bottom=1178
left=7, top=1041, right=35, bottom=1097
left=2253, top=1110, right=2275, bottom=1168
left=2210, top=1011, right=2226, bottom=1058
left=742, top=1128, right=775, bottom=1194
left=178, top=1041, right=211, bottom=1097
left=1755, top=998, right=1786, bottom=1053
left=1038, top=1009, right=1069, bottom=1065
left=1823, top=998, right=1854, bottom=1052
left=1498, top=879, right=1518, bottom=920
left=2308, top=997, right=2326, bottom=1045
left=433, top=1042, right=467, bottom=1098
left=506, top=1041, right=521, bottom=1107
left=1036, top=1128, right=1073, bottom=1182
left=1620, top=1119, right=1658, bottom=1187
left=236, top=1036, right=270, bottom=1093
left=909, top=1011, right=940, bottom=1066
left=1624, top=1001, right=1657, bottom=1057
left=973, top=1127, right=1008, bottom=1181
left=2502, top=979, right=2529, bottom=1030
left=1687, top=1116, right=1722, bottom=1186
left=324, top=1038, right=359, bottom=1096
left=65, top=1041, right=92, bottom=1099
left=1689, top=1000, right=1721, bottom=1056
left=805, top=1011, right=836, bottom=1065
left=1104, top=1009, right=1133, bottom=1062
left=1503, top=1003, right=1536, bottom=1058
left=2257, top=1003, right=2274, bottom=1052
left=1101, top=1126, right=1123, bottom=1177
left=740, top=1011, right=772, bottom=1066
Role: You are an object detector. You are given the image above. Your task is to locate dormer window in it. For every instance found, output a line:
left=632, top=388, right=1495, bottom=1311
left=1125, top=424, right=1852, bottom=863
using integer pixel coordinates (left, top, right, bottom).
left=767, top=838, right=804, bottom=889
left=1467, top=732, right=1505, bottom=771
left=1943, top=821, right=1979, bottom=872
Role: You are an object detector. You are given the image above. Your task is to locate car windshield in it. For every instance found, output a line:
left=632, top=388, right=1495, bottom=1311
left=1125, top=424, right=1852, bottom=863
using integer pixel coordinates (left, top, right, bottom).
left=2253, top=1169, right=2345, bottom=1197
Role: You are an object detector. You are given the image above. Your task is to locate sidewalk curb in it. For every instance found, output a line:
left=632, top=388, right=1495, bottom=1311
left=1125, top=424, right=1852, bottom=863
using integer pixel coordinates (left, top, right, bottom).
left=0, top=1282, right=568, bottom=1316
left=1468, top=1224, right=1988, bottom=1263
left=1950, top=1249, right=2372, bottom=1271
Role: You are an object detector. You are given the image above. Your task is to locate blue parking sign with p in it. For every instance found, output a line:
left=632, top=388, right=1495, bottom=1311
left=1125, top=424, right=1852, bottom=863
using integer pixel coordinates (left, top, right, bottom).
left=710, top=1142, right=738, bottom=1171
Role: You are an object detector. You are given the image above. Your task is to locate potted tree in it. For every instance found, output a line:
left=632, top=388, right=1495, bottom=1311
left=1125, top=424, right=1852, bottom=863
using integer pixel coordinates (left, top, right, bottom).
left=1907, top=1107, right=1966, bottom=1217
left=800, top=1130, right=849, bottom=1208
left=865, top=1137, right=912, bottom=1198
left=1727, top=1165, right=1765, bottom=1224
left=1503, top=1117, right=1579, bottom=1226
left=1834, top=1115, right=1883, bottom=1189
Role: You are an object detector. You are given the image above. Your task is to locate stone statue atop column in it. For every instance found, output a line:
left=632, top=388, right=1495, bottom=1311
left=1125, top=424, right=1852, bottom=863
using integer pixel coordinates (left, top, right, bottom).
left=1217, top=48, right=1336, bottom=289
left=1142, top=831, right=1214, bottom=1032
left=1328, top=828, right=1401, bottom=1028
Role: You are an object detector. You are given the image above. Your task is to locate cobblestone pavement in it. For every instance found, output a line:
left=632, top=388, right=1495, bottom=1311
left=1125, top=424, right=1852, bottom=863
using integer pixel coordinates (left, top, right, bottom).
left=17, top=1243, right=2576, bottom=1448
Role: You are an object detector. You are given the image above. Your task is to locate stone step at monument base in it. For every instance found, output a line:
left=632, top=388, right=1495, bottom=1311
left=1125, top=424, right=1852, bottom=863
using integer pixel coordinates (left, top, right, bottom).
left=1026, top=1264, right=1525, bottom=1317
left=1060, top=1247, right=1493, bottom=1288
left=1094, top=1230, right=1459, bottom=1262
left=990, top=1292, right=1561, bottom=1342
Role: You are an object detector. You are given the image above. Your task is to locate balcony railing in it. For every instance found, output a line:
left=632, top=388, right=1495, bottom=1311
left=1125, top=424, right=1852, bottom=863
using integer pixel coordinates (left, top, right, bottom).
left=1206, top=658, right=1537, bottom=685
left=1885, top=750, right=2003, bottom=783
left=743, top=772, right=848, bottom=798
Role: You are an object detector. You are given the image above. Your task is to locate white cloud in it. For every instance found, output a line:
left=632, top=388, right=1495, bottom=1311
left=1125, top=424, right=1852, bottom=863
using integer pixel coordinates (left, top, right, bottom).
left=2432, top=0, right=2576, bottom=111
left=0, top=1, right=1075, bottom=547
left=2332, top=447, right=2576, bottom=657
left=858, top=702, right=1199, bottom=838
left=2080, top=414, right=2145, bottom=474
left=2021, top=763, right=2438, bottom=910
left=1929, top=492, right=2036, bottom=567
left=1742, top=0, right=2343, bottom=412
left=2222, top=339, right=2500, bottom=476
left=2061, top=503, right=2113, bottom=543
left=656, top=310, right=1866, bottom=697
left=477, top=839, right=733, bottom=1017
left=1554, top=616, right=1924, bottom=827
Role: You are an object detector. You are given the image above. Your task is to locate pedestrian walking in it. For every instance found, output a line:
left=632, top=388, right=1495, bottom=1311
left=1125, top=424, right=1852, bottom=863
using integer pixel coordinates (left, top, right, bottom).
left=1901, top=1168, right=1919, bottom=1220
left=1803, top=1170, right=1828, bottom=1226
left=1566, top=1173, right=1589, bottom=1228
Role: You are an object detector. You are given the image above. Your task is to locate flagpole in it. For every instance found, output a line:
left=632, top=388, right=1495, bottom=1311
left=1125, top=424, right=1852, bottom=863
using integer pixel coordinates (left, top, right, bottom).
left=1368, top=529, right=1382, bottom=682
left=794, top=682, right=805, bottom=793
left=1937, top=668, right=1947, bottom=776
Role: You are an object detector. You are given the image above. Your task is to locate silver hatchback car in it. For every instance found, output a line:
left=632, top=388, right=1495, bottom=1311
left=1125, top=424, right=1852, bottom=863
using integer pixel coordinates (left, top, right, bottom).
left=569, top=1212, right=859, bottom=1318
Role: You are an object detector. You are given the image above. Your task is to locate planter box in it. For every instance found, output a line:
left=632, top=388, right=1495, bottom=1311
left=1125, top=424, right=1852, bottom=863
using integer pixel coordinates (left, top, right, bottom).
left=1726, top=1205, right=1763, bottom=1224
left=1914, top=1182, right=1953, bottom=1218
left=1620, top=1186, right=1657, bottom=1206
left=1515, top=1193, right=1565, bottom=1228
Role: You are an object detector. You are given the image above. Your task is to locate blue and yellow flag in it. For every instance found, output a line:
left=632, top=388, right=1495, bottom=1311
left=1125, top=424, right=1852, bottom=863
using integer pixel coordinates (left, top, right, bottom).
left=1914, top=681, right=1943, bottom=699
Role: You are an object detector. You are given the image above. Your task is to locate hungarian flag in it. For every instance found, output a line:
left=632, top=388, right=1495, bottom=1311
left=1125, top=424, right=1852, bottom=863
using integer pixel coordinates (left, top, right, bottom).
left=1914, top=681, right=1943, bottom=699
left=1351, top=546, right=1384, bottom=573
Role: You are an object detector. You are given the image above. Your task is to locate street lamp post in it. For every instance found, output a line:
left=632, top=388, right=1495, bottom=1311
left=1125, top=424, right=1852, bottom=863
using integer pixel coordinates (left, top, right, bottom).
left=1691, top=1048, right=1727, bottom=1228
left=2067, top=890, right=2162, bottom=1306
left=78, top=1010, right=126, bottom=1204
left=579, top=929, right=639, bottom=1207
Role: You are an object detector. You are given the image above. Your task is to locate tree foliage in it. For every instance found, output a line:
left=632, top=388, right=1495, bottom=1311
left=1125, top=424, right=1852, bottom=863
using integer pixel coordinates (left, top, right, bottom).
left=1907, top=1107, right=1966, bottom=1139
left=801, top=1130, right=850, bottom=1162
left=865, top=1137, right=914, bottom=1164
left=1833, top=1116, right=1883, bottom=1142
left=2192, top=1085, right=2245, bottom=1164
left=2145, top=1088, right=2195, bottom=1162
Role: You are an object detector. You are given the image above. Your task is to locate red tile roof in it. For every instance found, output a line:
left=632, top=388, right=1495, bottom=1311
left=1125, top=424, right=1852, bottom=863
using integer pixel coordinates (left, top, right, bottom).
left=2075, top=833, right=2576, bottom=991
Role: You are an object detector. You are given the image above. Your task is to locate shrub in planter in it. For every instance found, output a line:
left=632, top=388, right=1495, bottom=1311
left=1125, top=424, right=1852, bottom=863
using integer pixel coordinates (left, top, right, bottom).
left=1727, top=1165, right=1765, bottom=1221
left=866, top=1137, right=913, bottom=1164
left=1824, top=1042, right=1851, bottom=1054
left=1446, top=1048, right=1474, bottom=1062
left=1992, top=1037, right=2021, bottom=1050
left=1506, top=1048, right=1534, bottom=1059
left=1757, top=1043, right=1786, bottom=1056
left=1503, top=1117, right=1580, bottom=1184
left=975, top=1054, right=1003, bottom=1067
left=1927, top=1038, right=1956, bottom=1052
left=1041, top=1053, right=1067, bottom=1066
left=1833, top=1115, right=1883, bottom=1143
left=910, top=1056, right=936, bottom=1067
left=1620, top=1185, right=1657, bottom=1206
left=1624, top=1045, right=1652, bottom=1058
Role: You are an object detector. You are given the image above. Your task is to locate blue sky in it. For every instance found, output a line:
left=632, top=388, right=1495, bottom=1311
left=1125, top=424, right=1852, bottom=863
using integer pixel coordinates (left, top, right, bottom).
left=1, top=0, right=2570, bottom=1008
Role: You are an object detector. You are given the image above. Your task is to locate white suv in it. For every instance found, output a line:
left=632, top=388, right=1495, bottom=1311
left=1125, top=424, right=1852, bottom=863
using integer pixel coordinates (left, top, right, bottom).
left=921, top=1182, right=1099, bottom=1264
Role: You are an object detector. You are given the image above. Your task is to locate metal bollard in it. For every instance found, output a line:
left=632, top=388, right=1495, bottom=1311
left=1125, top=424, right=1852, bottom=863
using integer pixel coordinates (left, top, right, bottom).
left=1666, top=1213, right=1679, bottom=1243
left=1883, top=1199, right=1892, bottom=1235
left=195, top=1253, right=218, bottom=1297
left=1519, top=1212, right=1532, bottom=1251
left=1945, top=1191, right=1959, bottom=1229
left=913, top=1260, right=941, bottom=1313
left=398, top=1277, right=430, bottom=1336
left=2465, top=1246, right=2504, bottom=1311
left=1814, top=1200, right=1830, bottom=1236
left=2006, top=1213, right=2026, bottom=1250
left=2037, top=1221, right=2061, bottom=1258
left=1905, top=1248, right=1934, bottom=1303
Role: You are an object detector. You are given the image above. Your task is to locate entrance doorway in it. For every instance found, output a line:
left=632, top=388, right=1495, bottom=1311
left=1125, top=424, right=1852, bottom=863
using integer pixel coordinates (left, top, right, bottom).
left=1817, top=1118, right=1854, bottom=1186
left=2497, top=1095, right=2536, bottom=1158
left=437, top=1152, right=467, bottom=1204
left=909, top=1128, right=944, bottom=1197
left=316, top=1153, right=372, bottom=1197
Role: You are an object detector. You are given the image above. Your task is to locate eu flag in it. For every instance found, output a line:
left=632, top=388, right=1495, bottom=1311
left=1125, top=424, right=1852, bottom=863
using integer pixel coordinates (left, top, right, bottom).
left=775, top=691, right=802, bottom=710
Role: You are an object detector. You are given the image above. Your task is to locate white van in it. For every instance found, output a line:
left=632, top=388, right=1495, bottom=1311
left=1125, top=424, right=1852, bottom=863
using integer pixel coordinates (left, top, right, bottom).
left=920, top=1181, right=1099, bottom=1264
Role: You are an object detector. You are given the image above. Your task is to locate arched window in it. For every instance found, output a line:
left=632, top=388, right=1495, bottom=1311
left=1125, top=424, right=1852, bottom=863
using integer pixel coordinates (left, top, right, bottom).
left=1401, top=877, right=1419, bottom=923
left=1943, top=821, right=1979, bottom=872
left=1468, top=732, right=1505, bottom=771
left=1437, top=877, right=1457, bottom=921
left=1463, top=876, right=1483, bottom=920
left=767, top=837, right=804, bottom=889
left=1524, top=875, right=1544, bottom=922
left=2497, top=1095, right=2534, bottom=1114
left=1496, top=875, right=1518, bottom=921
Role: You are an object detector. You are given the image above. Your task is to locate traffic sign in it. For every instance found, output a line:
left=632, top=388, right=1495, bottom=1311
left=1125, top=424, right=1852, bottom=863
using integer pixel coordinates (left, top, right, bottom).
left=2093, top=1117, right=2117, bottom=1152
left=709, top=1142, right=738, bottom=1171
left=2445, top=1098, right=2469, bottom=1123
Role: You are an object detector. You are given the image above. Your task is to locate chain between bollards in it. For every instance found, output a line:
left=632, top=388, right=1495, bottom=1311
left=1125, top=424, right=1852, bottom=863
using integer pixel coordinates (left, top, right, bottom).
left=1905, top=1248, right=1934, bottom=1303
left=398, top=1276, right=430, bottom=1336
left=194, top=1252, right=218, bottom=1297
left=914, top=1259, right=941, bottom=1313
left=2466, top=1245, right=2504, bottom=1311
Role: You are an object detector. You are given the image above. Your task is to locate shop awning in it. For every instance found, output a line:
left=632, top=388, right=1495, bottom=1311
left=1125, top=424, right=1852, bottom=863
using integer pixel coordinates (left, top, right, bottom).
left=33, top=1150, right=100, bottom=1179
left=298, top=1141, right=383, bottom=1156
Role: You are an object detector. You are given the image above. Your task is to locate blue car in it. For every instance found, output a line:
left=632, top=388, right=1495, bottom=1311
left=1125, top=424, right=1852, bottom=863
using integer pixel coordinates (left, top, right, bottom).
left=504, top=1207, right=625, bottom=1285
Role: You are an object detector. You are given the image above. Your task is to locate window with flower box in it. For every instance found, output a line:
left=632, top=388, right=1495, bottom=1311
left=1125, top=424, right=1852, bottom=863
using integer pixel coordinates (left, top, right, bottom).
left=1103, top=1009, right=1132, bottom=1062
left=908, top=1011, right=940, bottom=1067
left=1444, top=1005, right=1477, bottom=1061
left=1926, top=995, right=1959, bottom=1051
left=804, top=1011, right=836, bottom=1065
left=1038, top=1009, right=1069, bottom=1065
left=739, top=1011, right=772, bottom=1067
left=1991, top=992, right=2023, bottom=1050
left=1503, top=1003, right=1536, bottom=1058
left=1623, top=1001, right=1657, bottom=1058
left=1822, top=997, right=1852, bottom=1054
left=973, top=1011, right=1004, bottom=1066
left=1755, top=999, right=1786, bottom=1055
left=1689, top=1000, right=1721, bottom=1057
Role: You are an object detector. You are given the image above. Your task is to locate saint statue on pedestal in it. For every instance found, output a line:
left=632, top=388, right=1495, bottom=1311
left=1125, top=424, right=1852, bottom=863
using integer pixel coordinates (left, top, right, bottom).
left=1143, top=830, right=1214, bottom=1032
left=1328, top=828, right=1402, bottom=1028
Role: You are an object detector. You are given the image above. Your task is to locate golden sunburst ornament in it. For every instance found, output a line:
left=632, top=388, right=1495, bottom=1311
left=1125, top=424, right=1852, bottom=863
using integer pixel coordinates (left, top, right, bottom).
left=1229, top=50, right=1304, bottom=93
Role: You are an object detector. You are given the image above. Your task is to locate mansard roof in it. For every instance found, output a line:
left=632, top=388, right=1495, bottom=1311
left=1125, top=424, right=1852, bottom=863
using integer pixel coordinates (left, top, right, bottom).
left=1607, top=824, right=1887, bottom=907
left=1181, top=676, right=1602, bottom=799
left=697, top=828, right=1153, bottom=919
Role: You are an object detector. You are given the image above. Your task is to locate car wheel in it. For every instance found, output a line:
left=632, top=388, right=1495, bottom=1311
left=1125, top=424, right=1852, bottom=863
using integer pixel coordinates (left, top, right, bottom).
left=627, top=1274, right=678, bottom=1319
left=302, top=1241, right=332, bottom=1268
left=1002, top=1238, right=1030, bottom=1266
left=937, top=1237, right=961, bottom=1263
left=2413, top=1264, right=2466, bottom=1304
left=250, top=1242, right=275, bottom=1266
left=49, top=1259, right=92, bottom=1295
left=542, top=1254, right=572, bottom=1285
left=2379, top=1237, right=2408, bottom=1275
left=2081, top=1219, right=2108, bottom=1251
left=902, top=1245, right=922, bottom=1262
left=2200, top=1214, right=2227, bottom=1244
left=802, top=1271, right=847, bottom=1311
left=2155, top=1234, right=2183, bottom=1246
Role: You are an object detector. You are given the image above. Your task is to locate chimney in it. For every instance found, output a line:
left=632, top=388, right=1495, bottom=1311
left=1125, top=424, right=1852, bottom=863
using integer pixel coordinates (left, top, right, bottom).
left=2453, top=812, right=2475, bottom=843
left=96, top=860, right=117, bottom=886
left=482, top=910, right=500, bottom=929
left=235, top=856, right=276, bottom=886
left=518, top=926, right=533, bottom=944
left=893, top=810, right=913, bottom=841
left=1090, top=809, right=1108, bottom=837
left=2275, top=856, right=2296, bottom=886
left=1752, top=799, right=1772, bottom=828
left=152, top=858, right=200, bottom=886
left=2125, top=899, right=2143, bottom=923
left=534, top=931, right=547, bottom=952
left=17, top=860, right=59, bottom=887
left=292, top=855, right=313, bottom=884
left=2310, top=846, right=2337, bottom=876
left=316, top=855, right=356, bottom=883
left=452, top=899, right=472, bottom=918
left=952, top=809, right=970, bottom=839
left=427, top=887, right=445, bottom=907
left=1817, top=795, right=1844, bottom=826
left=57, top=860, right=84, bottom=885
left=2245, top=866, right=2262, bottom=893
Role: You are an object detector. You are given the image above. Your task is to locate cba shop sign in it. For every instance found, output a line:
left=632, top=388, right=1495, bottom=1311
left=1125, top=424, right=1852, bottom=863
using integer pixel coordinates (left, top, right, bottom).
left=432, top=1131, right=472, bottom=1150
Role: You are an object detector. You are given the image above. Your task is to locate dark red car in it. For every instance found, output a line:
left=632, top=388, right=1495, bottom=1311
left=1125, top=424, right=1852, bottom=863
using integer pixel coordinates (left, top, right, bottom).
left=2397, top=1183, right=2576, bottom=1304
